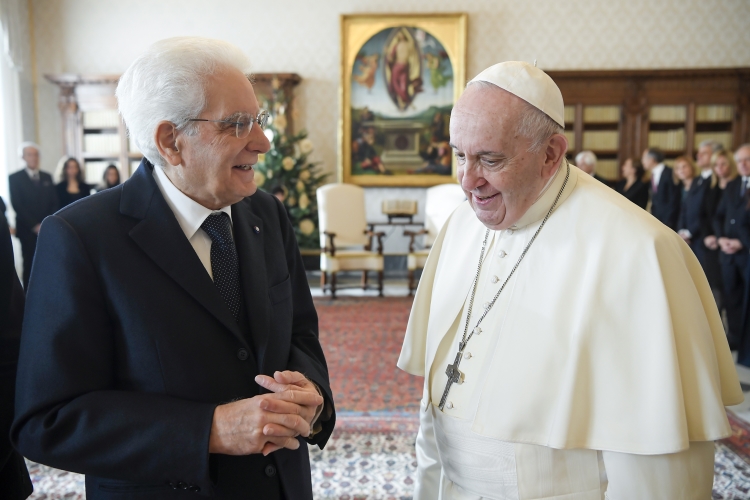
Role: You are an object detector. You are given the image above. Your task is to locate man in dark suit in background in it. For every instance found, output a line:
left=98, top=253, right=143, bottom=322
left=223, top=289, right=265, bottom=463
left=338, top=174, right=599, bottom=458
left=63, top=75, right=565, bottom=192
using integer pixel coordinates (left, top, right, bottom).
left=12, top=37, right=334, bottom=499
left=643, top=147, right=681, bottom=229
left=8, top=143, right=58, bottom=288
left=713, top=145, right=750, bottom=349
left=0, top=200, right=32, bottom=498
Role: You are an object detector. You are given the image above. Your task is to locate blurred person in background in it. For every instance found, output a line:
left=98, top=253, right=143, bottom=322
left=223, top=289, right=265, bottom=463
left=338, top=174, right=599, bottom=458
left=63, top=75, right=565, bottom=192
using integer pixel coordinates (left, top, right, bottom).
left=0, top=205, right=31, bottom=498
left=96, top=164, right=121, bottom=192
left=55, top=157, right=93, bottom=208
left=693, top=140, right=725, bottom=307
left=8, top=142, right=58, bottom=288
left=734, top=145, right=750, bottom=366
left=643, top=147, right=681, bottom=230
left=675, top=156, right=700, bottom=246
left=575, top=150, right=609, bottom=185
left=615, top=158, right=649, bottom=209
left=712, top=148, right=749, bottom=349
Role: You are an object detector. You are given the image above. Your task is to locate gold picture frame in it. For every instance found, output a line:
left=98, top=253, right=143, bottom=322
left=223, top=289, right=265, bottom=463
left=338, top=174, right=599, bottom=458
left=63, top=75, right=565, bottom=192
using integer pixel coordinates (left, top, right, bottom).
left=339, top=13, right=468, bottom=187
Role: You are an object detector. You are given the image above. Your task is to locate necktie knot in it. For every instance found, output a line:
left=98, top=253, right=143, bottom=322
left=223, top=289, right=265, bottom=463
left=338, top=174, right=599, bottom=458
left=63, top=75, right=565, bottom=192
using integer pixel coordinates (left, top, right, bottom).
left=201, top=212, right=233, bottom=247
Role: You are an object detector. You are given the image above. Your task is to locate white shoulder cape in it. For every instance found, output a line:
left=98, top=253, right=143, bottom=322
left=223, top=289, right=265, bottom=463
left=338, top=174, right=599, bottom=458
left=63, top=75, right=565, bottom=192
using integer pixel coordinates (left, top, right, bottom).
left=398, top=166, right=743, bottom=454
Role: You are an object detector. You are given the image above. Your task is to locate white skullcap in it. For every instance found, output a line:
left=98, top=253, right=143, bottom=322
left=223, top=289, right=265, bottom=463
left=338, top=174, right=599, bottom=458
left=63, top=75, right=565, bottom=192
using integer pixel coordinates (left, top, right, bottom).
left=470, top=61, right=565, bottom=127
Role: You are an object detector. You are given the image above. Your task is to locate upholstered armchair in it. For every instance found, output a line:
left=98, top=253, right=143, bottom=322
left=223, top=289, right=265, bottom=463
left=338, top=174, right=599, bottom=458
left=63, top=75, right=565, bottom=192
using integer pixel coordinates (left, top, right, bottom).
left=317, top=184, right=385, bottom=298
left=404, top=184, right=466, bottom=294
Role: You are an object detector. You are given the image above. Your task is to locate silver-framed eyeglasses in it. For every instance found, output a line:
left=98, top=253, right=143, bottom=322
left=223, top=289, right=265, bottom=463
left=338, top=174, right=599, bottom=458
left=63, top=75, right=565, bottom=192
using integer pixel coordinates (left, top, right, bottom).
left=187, top=109, right=270, bottom=139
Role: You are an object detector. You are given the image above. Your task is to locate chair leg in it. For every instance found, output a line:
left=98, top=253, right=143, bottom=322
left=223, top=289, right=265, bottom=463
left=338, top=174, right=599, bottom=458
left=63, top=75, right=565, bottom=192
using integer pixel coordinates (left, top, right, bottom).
left=320, top=271, right=327, bottom=293
left=378, top=270, right=384, bottom=297
left=331, top=272, right=337, bottom=299
left=408, top=270, right=414, bottom=296
left=362, top=270, right=368, bottom=290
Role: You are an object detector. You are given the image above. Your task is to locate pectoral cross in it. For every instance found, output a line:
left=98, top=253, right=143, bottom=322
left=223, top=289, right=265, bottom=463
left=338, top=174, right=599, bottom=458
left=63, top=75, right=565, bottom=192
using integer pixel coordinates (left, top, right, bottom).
left=438, top=349, right=465, bottom=410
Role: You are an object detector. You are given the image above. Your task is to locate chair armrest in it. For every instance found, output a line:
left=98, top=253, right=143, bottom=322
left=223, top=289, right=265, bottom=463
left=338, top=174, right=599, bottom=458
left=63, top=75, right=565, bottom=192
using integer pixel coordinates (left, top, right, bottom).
left=323, top=231, right=337, bottom=257
left=364, top=230, right=386, bottom=255
left=403, top=228, right=428, bottom=253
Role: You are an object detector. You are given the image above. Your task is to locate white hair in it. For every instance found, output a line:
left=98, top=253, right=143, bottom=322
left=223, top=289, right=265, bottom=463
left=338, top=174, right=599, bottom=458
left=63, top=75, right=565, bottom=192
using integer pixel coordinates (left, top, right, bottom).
left=699, top=139, right=723, bottom=152
left=575, top=150, right=597, bottom=168
left=466, top=80, right=564, bottom=153
left=116, top=37, right=252, bottom=168
left=18, top=141, right=40, bottom=159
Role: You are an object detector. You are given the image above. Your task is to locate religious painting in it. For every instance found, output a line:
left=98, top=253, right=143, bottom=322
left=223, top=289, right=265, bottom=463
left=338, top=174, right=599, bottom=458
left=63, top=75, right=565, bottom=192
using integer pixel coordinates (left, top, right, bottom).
left=340, top=14, right=467, bottom=186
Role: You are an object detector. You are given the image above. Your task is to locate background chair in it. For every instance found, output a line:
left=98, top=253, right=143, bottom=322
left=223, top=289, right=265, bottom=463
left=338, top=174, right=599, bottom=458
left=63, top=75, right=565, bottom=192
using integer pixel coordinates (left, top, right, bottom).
left=404, top=184, right=466, bottom=294
left=317, top=184, right=385, bottom=298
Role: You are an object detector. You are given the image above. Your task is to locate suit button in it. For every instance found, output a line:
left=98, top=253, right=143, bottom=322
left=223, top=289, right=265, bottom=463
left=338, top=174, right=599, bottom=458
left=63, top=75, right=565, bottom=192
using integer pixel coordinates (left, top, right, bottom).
left=189, top=485, right=201, bottom=493
left=731, top=219, right=736, bottom=224
left=176, top=481, right=187, bottom=490
left=237, top=348, right=249, bottom=361
left=265, top=464, right=276, bottom=477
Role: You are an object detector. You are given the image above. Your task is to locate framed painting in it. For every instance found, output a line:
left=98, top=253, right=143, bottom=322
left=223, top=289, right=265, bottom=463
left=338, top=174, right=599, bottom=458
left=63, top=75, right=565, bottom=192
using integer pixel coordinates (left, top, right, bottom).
left=339, top=13, right=467, bottom=187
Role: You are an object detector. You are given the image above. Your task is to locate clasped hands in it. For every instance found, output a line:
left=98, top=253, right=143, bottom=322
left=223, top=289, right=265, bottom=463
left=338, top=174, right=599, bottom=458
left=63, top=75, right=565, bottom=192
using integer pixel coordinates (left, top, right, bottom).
left=717, top=236, right=743, bottom=254
left=208, top=370, right=323, bottom=456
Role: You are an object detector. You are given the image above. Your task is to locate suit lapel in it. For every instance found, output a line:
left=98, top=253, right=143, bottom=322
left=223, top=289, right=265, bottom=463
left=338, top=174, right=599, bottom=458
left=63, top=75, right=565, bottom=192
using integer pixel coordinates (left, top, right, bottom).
left=122, top=161, right=247, bottom=346
left=232, top=200, right=271, bottom=371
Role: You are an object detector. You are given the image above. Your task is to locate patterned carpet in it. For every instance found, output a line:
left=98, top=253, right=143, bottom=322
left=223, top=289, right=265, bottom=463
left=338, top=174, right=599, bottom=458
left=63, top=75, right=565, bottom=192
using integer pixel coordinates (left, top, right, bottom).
left=23, top=296, right=750, bottom=499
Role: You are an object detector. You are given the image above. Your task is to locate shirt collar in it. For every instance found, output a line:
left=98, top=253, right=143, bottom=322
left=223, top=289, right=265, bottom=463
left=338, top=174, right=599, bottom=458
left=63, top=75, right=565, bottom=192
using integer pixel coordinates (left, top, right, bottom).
left=653, top=163, right=666, bottom=177
left=152, top=165, right=232, bottom=240
left=25, top=167, right=39, bottom=179
left=513, top=159, right=576, bottom=230
left=701, top=169, right=712, bottom=179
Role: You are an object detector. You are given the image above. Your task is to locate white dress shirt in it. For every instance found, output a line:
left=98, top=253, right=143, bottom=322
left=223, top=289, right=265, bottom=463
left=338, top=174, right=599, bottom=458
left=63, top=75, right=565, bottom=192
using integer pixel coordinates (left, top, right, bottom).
left=25, top=167, right=40, bottom=181
left=152, top=165, right=232, bottom=280
left=651, top=163, right=666, bottom=189
left=701, top=169, right=712, bottom=179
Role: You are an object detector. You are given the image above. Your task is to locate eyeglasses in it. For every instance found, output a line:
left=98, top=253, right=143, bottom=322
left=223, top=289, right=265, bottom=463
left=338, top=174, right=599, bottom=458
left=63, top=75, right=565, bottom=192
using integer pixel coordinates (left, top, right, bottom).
left=187, top=110, right=270, bottom=139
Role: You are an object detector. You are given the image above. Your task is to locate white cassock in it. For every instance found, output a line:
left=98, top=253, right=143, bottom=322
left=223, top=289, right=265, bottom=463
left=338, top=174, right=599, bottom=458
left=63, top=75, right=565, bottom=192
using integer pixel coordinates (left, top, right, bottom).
left=398, top=163, right=743, bottom=500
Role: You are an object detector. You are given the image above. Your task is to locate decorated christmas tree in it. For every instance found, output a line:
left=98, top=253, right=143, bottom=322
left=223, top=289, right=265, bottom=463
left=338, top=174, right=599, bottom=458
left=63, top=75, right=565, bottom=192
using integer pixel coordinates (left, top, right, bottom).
left=254, top=77, right=327, bottom=249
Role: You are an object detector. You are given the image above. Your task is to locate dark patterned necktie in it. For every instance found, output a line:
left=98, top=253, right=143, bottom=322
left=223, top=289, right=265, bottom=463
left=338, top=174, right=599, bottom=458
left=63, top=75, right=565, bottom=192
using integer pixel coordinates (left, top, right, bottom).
left=201, top=212, right=242, bottom=321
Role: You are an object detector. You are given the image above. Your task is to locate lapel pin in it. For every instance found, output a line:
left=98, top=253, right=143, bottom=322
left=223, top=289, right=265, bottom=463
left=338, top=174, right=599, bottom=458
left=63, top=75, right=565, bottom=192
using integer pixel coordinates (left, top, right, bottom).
left=253, top=226, right=260, bottom=234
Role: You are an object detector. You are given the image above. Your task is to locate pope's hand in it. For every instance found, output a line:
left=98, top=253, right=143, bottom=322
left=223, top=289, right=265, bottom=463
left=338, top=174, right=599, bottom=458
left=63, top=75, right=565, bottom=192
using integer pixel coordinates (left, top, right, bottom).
left=208, top=388, right=323, bottom=456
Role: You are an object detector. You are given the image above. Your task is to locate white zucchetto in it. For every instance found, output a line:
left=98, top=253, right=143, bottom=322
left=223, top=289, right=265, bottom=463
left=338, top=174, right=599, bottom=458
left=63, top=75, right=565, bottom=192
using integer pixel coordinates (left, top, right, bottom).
left=470, top=61, right=565, bottom=128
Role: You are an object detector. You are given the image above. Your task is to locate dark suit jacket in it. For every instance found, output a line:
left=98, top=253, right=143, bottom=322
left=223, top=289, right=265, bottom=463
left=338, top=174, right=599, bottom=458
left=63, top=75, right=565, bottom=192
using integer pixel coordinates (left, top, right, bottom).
left=8, top=170, right=58, bottom=243
left=650, top=166, right=681, bottom=229
left=615, top=179, right=649, bottom=209
left=712, top=177, right=750, bottom=251
left=12, top=160, right=334, bottom=499
left=0, top=214, right=32, bottom=499
left=677, top=177, right=711, bottom=239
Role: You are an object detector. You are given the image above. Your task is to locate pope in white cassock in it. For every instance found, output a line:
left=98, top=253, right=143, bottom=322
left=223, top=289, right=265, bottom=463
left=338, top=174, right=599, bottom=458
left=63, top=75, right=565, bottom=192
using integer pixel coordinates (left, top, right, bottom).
left=398, top=61, right=744, bottom=499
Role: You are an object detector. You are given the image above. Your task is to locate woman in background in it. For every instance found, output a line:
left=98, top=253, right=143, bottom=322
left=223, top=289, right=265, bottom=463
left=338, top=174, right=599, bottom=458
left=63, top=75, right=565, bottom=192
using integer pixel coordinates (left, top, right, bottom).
left=675, top=156, right=700, bottom=245
left=713, top=150, right=738, bottom=190
left=55, top=157, right=93, bottom=208
left=97, top=164, right=121, bottom=192
left=615, top=158, right=649, bottom=209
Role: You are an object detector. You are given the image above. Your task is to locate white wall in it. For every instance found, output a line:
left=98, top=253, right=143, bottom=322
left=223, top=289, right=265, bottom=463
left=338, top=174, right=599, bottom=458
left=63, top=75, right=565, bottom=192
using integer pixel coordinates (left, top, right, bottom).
left=26, top=0, right=750, bottom=251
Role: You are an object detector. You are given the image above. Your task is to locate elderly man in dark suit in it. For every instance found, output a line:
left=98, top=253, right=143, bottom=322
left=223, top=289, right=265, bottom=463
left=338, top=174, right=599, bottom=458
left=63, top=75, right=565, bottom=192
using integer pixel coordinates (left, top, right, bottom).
left=12, top=37, right=334, bottom=499
left=8, top=143, right=58, bottom=288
